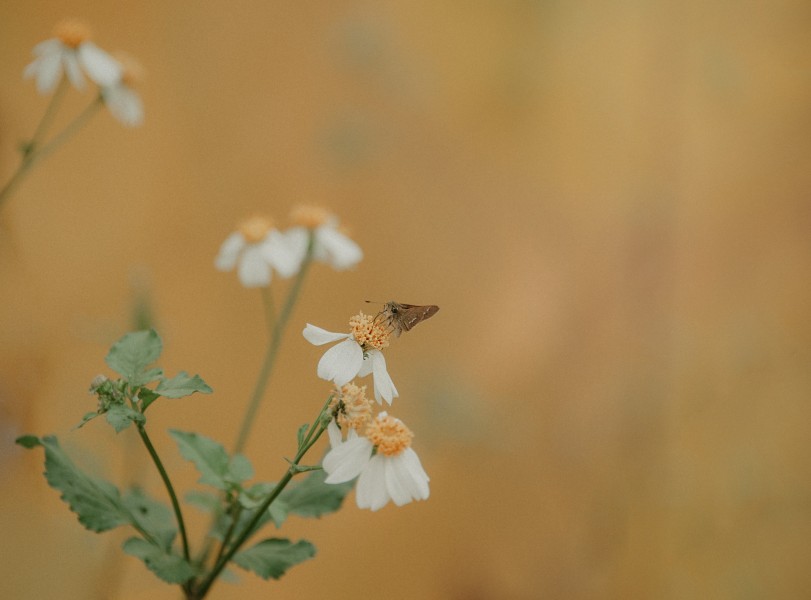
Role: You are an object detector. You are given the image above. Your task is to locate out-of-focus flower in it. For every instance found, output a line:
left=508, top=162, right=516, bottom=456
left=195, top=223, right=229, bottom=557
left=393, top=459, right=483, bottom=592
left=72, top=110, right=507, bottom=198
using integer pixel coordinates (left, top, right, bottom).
left=215, top=216, right=298, bottom=288
left=101, top=52, right=144, bottom=127
left=303, top=311, right=397, bottom=404
left=322, top=413, right=429, bottom=511
left=286, top=206, right=362, bottom=271
left=24, top=19, right=121, bottom=94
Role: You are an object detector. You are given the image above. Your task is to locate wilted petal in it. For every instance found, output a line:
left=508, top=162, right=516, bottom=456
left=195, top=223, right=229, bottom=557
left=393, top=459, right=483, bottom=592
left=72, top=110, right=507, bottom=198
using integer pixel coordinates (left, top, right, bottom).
left=356, top=455, right=389, bottom=511
left=302, top=324, right=350, bottom=346
left=237, top=243, right=271, bottom=287
left=77, top=42, right=122, bottom=87
left=214, top=232, right=245, bottom=271
left=317, top=338, right=362, bottom=385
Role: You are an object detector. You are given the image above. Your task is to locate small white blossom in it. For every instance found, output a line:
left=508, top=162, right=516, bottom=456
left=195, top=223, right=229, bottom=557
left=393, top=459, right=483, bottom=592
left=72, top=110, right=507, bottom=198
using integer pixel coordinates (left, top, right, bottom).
left=215, top=216, right=298, bottom=288
left=322, top=415, right=429, bottom=511
left=24, top=19, right=121, bottom=94
left=286, top=206, right=362, bottom=271
left=303, top=312, right=398, bottom=404
left=101, top=53, right=144, bottom=127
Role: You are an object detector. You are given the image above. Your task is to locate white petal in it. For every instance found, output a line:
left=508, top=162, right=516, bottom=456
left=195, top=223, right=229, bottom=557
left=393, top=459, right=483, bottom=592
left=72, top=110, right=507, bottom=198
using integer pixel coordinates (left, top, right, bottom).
left=317, top=339, right=363, bottom=385
left=315, top=225, right=363, bottom=270
left=366, top=349, right=398, bottom=404
left=283, top=227, right=310, bottom=271
left=326, top=421, right=343, bottom=448
left=237, top=244, right=271, bottom=287
left=214, top=232, right=245, bottom=271
left=261, top=230, right=299, bottom=278
left=323, top=436, right=373, bottom=484
left=103, top=84, right=143, bottom=127
left=63, top=51, right=85, bottom=90
left=356, top=455, right=390, bottom=511
left=77, top=42, right=122, bottom=87
left=302, top=324, right=350, bottom=346
left=24, top=49, right=64, bottom=94
left=393, top=449, right=430, bottom=502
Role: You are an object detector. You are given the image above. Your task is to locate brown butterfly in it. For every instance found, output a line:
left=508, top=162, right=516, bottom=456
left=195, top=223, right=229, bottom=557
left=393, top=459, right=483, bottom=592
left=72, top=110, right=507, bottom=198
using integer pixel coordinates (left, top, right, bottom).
left=377, top=301, right=439, bottom=337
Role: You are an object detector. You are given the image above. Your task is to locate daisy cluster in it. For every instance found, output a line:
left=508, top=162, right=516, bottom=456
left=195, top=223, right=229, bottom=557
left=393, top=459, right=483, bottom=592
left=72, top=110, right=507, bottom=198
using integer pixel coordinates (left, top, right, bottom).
left=304, top=312, right=430, bottom=511
left=24, top=18, right=144, bottom=126
left=215, top=206, right=363, bottom=287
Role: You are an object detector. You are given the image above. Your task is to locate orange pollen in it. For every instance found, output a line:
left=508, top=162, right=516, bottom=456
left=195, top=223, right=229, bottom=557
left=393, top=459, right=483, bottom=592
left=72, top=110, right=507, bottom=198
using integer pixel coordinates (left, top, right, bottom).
left=331, top=382, right=372, bottom=431
left=349, top=311, right=390, bottom=351
left=290, top=205, right=332, bottom=229
left=366, top=415, right=413, bottom=457
left=239, top=216, right=275, bottom=243
left=54, top=19, right=92, bottom=48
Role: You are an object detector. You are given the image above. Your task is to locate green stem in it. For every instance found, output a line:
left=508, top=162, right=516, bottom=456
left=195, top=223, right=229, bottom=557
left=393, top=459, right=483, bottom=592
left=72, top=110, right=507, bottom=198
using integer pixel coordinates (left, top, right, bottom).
left=29, top=77, right=70, bottom=153
left=135, top=424, right=191, bottom=563
left=232, top=235, right=315, bottom=454
left=193, top=422, right=328, bottom=599
left=0, top=94, right=103, bottom=209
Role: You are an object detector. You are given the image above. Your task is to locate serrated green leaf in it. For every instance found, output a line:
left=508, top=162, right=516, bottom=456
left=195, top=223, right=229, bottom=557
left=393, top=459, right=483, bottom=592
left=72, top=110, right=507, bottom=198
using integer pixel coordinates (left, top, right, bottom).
left=280, top=469, right=353, bottom=518
left=138, top=388, right=160, bottom=411
left=226, top=454, right=254, bottom=485
left=105, top=329, right=163, bottom=386
left=122, top=537, right=195, bottom=584
left=233, top=538, right=316, bottom=580
left=156, top=371, right=213, bottom=399
left=105, top=404, right=145, bottom=433
left=15, top=434, right=42, bottom=449
left=122, top=487, right=177, bottom=550
left=39, top=436, right=131, bottom=532
left=169, top=430, right=229, bottom=490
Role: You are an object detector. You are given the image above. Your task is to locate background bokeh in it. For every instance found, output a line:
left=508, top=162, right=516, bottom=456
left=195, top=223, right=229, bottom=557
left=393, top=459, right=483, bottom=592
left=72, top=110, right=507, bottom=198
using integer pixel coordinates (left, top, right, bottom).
left=2, top=2, right=811, bottom=599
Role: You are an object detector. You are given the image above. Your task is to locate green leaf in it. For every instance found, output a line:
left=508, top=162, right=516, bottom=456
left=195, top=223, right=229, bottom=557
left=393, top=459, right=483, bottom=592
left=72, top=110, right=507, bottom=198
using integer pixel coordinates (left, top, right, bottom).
left=169, top=430, right=229, bottom=490
left=38, top=436, right=131, bottom=532
left=280, top=469, right=354, bottom=519
left=105, top=404, right=145, bottom=433
left=122, top=487, right=176, bottom=550
left=226, top=454, right=254, bottom=485
left=238, top=483, right=288, bottom=528
left=185, top=490, right=220, bottom=513
left=138, top=388, right=161, bottom=411
left=15, top=434, right=42, bottom=449
left=156, top=371, right=213, bottom=398
left=105, top=329, right=163, bottom=386
left=296, top=424, right=309, bottom=448
left=122, top=537, right=195, bottom=584
left=74, top=411, right=101, bottom=430
left=233, top=538, right=316, bottom=580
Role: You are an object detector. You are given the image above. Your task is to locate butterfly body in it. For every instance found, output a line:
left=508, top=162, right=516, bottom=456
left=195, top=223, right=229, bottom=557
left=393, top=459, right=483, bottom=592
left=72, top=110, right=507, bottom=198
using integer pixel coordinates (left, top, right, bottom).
left=381, top=301, right=439, bottom=337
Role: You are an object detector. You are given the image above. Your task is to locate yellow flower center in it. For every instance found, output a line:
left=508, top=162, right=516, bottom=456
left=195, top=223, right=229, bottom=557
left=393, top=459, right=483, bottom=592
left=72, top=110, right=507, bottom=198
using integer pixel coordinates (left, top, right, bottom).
left=330, top=382, right=372, bottom=431
left=290, top=205, right=332, bottom=229
left=54, top=19, right=92, bottom=48
left=365, top=414, right=413, bottom=457
left=239, top=216, right=274, bottom=243
left=349, top=311, right=390, bottom=351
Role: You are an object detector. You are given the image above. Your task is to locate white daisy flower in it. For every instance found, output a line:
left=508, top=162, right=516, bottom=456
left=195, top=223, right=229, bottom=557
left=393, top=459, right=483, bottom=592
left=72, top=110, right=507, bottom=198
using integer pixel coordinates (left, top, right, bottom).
left=322, top=414, right=430, bottom=511
left=285, top=206, right=362, bottom=271
left=24, top=19, right=122, bottom=94
left=303, top=311, right=398, bottom=404
left=101, top=52, right=144, bottom=127
left=215, top=216, right=298, bottom=288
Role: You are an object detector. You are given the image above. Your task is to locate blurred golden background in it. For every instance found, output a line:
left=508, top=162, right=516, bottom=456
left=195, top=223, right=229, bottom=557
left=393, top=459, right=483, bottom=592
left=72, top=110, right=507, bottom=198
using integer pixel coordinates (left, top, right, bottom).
left=2, top=1, right=811, bottom=599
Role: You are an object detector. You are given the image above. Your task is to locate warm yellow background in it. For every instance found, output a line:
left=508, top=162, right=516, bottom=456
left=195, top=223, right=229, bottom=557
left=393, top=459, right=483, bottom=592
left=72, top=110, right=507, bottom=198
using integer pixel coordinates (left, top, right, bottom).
left=2, top=2, right=811, bottom=599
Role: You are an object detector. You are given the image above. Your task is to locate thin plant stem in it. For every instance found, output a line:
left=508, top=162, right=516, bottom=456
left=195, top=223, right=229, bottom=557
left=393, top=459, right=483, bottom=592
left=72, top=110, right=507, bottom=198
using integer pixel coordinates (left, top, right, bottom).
left=28, top=77, right=70, bottom=153
left=232, top=234, right=315, bottom=454
left=192, top=419, right=328, bottom=600
left=0, top=94, right=103, bottom=209
left=135, top=424, right=191, bottom=563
